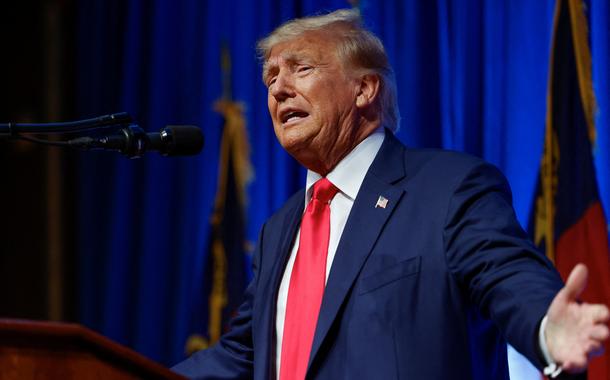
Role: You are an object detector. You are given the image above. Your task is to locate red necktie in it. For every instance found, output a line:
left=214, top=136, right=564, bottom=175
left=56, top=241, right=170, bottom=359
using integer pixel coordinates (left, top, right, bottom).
left=280, top=178, right=339, bottom=380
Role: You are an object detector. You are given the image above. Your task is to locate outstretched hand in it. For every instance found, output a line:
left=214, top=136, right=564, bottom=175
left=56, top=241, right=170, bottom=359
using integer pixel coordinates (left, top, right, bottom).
left=545, top=263, right=610, bottom=373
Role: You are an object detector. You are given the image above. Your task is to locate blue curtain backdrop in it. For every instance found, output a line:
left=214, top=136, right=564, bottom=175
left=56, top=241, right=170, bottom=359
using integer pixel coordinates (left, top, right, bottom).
left=75, top=0, right=610, bottom=373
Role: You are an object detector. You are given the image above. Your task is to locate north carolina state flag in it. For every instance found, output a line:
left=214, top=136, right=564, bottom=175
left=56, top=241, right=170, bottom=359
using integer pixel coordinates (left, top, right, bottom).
left=528, top=1, right=610, bottom=379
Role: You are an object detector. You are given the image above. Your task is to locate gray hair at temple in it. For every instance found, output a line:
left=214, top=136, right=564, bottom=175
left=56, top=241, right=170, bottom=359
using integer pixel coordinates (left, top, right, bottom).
left=257, top=9, right=401, bottom=132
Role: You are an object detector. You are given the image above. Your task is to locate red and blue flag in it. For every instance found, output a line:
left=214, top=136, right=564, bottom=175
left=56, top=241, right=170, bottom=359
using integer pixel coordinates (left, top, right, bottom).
left=529, top=1, right=610, bottom=378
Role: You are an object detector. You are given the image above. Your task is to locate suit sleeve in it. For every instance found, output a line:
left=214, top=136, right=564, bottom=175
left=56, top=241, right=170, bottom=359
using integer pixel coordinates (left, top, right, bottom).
left=442, top=162, right=563, bottom=369
left=171, top=223, right=266, bottom=379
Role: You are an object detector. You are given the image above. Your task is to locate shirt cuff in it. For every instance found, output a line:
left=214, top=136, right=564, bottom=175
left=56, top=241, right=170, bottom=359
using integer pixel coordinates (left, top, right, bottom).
left=539, top=315, right=563, bottom=378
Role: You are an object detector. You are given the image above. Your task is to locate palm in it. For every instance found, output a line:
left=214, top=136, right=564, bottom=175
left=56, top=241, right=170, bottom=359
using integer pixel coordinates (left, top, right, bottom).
left=546, top=264, right=610, bottom=373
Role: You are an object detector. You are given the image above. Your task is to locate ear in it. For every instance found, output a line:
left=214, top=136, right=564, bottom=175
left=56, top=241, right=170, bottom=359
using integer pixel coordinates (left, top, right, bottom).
left=355, top=73, right=381, bottom=109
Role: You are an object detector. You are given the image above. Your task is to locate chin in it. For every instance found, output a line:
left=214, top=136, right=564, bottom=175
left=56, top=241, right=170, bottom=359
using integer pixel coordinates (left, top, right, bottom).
left=278, top=132, right=310, bottom=152
left=280, top=140, right=304, bottom=157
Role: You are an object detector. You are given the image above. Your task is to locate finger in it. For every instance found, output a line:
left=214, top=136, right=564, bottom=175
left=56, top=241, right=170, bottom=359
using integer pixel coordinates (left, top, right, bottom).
left=585, top=339, right=601, bottom=354
left=562, top=354, right=588, bottom=374
left=591, top=304, right=610, bottom=323
left=581, top=303, right=610, bottom=323
left=562, top=263, right=588, bottom=302
left=590, top=324, right=610, bottom=341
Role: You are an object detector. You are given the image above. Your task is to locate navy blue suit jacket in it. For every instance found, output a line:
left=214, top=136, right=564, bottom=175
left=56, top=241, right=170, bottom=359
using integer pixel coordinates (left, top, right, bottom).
left=173, top=131, right=563, bottom=379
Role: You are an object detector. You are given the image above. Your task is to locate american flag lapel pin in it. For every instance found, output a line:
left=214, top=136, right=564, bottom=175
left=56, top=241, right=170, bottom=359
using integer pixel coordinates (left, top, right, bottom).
left=375, top=196, right=388, bottom=209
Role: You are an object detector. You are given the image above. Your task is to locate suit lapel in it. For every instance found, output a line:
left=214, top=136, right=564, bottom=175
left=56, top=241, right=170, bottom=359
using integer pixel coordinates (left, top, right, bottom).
left=307, top=133, right=407, bottom=370
left=255, top=193, right=304, bottom=380
left=270, top=196, right=305, bottom=295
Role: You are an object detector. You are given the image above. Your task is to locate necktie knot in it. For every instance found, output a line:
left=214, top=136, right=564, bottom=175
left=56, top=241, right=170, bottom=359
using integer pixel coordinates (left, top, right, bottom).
left=312, top=178, right=339, bottom=204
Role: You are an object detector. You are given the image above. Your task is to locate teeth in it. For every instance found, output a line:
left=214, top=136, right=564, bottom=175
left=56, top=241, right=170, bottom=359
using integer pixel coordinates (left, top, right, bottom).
left=282, top=111, right=307, bottom=124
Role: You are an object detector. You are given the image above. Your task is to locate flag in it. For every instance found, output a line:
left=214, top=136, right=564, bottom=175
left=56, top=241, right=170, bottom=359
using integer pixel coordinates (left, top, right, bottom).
left=185, top=47, right=253, bottom=355
left=529, top=0, right=610, bottom=378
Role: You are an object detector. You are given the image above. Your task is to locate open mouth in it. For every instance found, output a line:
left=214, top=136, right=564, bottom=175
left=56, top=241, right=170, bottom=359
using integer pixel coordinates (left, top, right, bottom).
left=281, top=110, right=309, bottom=125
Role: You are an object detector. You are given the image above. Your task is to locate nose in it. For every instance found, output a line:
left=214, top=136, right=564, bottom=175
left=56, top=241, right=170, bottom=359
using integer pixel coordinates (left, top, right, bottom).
left=270, top=71, right=295, bottom=102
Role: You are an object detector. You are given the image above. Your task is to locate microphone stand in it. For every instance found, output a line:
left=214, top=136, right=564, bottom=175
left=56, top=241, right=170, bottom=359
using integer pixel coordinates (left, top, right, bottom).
left=1, top=113, right=203, bottom=158
left=0, top=112, right=132, bottom=137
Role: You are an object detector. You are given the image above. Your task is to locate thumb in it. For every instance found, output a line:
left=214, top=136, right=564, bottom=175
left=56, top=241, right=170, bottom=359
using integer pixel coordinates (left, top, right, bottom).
left=561, top=263, right=588, bottom=303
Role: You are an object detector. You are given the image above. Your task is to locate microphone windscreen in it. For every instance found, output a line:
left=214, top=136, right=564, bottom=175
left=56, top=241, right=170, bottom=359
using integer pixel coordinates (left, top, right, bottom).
left=163, top=125, right=204, bottom=156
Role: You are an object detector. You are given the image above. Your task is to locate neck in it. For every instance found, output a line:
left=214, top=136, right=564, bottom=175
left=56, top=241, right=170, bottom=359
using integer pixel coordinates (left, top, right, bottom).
left=305, top=122, right=381, bottom=176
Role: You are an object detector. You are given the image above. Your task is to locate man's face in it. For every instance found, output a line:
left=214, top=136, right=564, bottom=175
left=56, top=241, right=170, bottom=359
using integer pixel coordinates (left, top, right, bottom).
left=264, top=32, right=362, bottom=174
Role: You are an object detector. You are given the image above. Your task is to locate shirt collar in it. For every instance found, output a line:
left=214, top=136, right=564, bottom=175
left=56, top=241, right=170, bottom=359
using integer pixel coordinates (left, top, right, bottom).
left=305, top=127, right=386, bottom=204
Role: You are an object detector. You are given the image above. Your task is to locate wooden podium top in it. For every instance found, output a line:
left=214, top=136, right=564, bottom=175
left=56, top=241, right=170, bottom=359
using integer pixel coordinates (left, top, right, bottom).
left=0, top=319, right=186, bottom=380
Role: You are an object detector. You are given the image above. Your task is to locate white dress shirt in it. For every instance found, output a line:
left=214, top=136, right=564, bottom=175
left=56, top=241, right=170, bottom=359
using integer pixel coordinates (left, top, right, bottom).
left=275, top=128, right=385, bottom=377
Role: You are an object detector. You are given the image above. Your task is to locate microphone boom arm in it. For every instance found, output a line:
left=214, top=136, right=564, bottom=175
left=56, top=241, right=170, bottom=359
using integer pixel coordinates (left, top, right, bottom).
left=0, top=112, right=132, bottom=137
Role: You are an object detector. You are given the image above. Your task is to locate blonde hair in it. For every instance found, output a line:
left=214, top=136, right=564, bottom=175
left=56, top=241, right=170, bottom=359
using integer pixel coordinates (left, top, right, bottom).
left=257, top=9, right=400, bottom=132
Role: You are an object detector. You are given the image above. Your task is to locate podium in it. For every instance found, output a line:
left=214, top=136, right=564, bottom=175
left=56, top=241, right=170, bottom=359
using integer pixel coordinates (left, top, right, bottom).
left=0, top=319, right=186, bottom=379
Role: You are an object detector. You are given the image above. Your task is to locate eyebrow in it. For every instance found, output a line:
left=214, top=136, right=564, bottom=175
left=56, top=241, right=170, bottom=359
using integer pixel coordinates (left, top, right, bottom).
left=262, top=61, right=276, bottom=84
left=262, top=52, right=308, bottom=83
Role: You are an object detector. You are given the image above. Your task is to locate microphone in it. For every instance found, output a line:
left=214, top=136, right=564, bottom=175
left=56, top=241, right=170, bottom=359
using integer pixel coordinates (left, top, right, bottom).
left=68, top=125, right=204, bottom=158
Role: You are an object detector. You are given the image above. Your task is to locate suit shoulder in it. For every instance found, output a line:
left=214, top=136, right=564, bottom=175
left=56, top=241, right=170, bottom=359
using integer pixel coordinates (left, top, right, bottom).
left=404, top=148, right=506, bottom=181
left=405, top=148, right=487, bottom=171
left=399, top=148, right=511, bottom=201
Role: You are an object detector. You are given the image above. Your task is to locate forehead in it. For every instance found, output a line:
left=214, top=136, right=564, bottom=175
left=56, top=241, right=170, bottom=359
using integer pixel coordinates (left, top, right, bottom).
left=264, top=32, right=339, bottom=69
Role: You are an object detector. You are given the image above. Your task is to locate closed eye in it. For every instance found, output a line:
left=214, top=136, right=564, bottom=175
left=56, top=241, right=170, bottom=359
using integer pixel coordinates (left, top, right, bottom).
left=297, top=65, right=313, bottom=73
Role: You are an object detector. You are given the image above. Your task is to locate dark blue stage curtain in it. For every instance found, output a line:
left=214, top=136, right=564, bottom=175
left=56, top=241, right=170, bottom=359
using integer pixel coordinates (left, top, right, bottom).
left=75, top=0, right=610, bottom=371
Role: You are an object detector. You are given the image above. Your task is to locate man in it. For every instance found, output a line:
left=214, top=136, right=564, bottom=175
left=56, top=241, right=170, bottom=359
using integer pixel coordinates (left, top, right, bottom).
left=174, top=9, right=609, bottom=379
